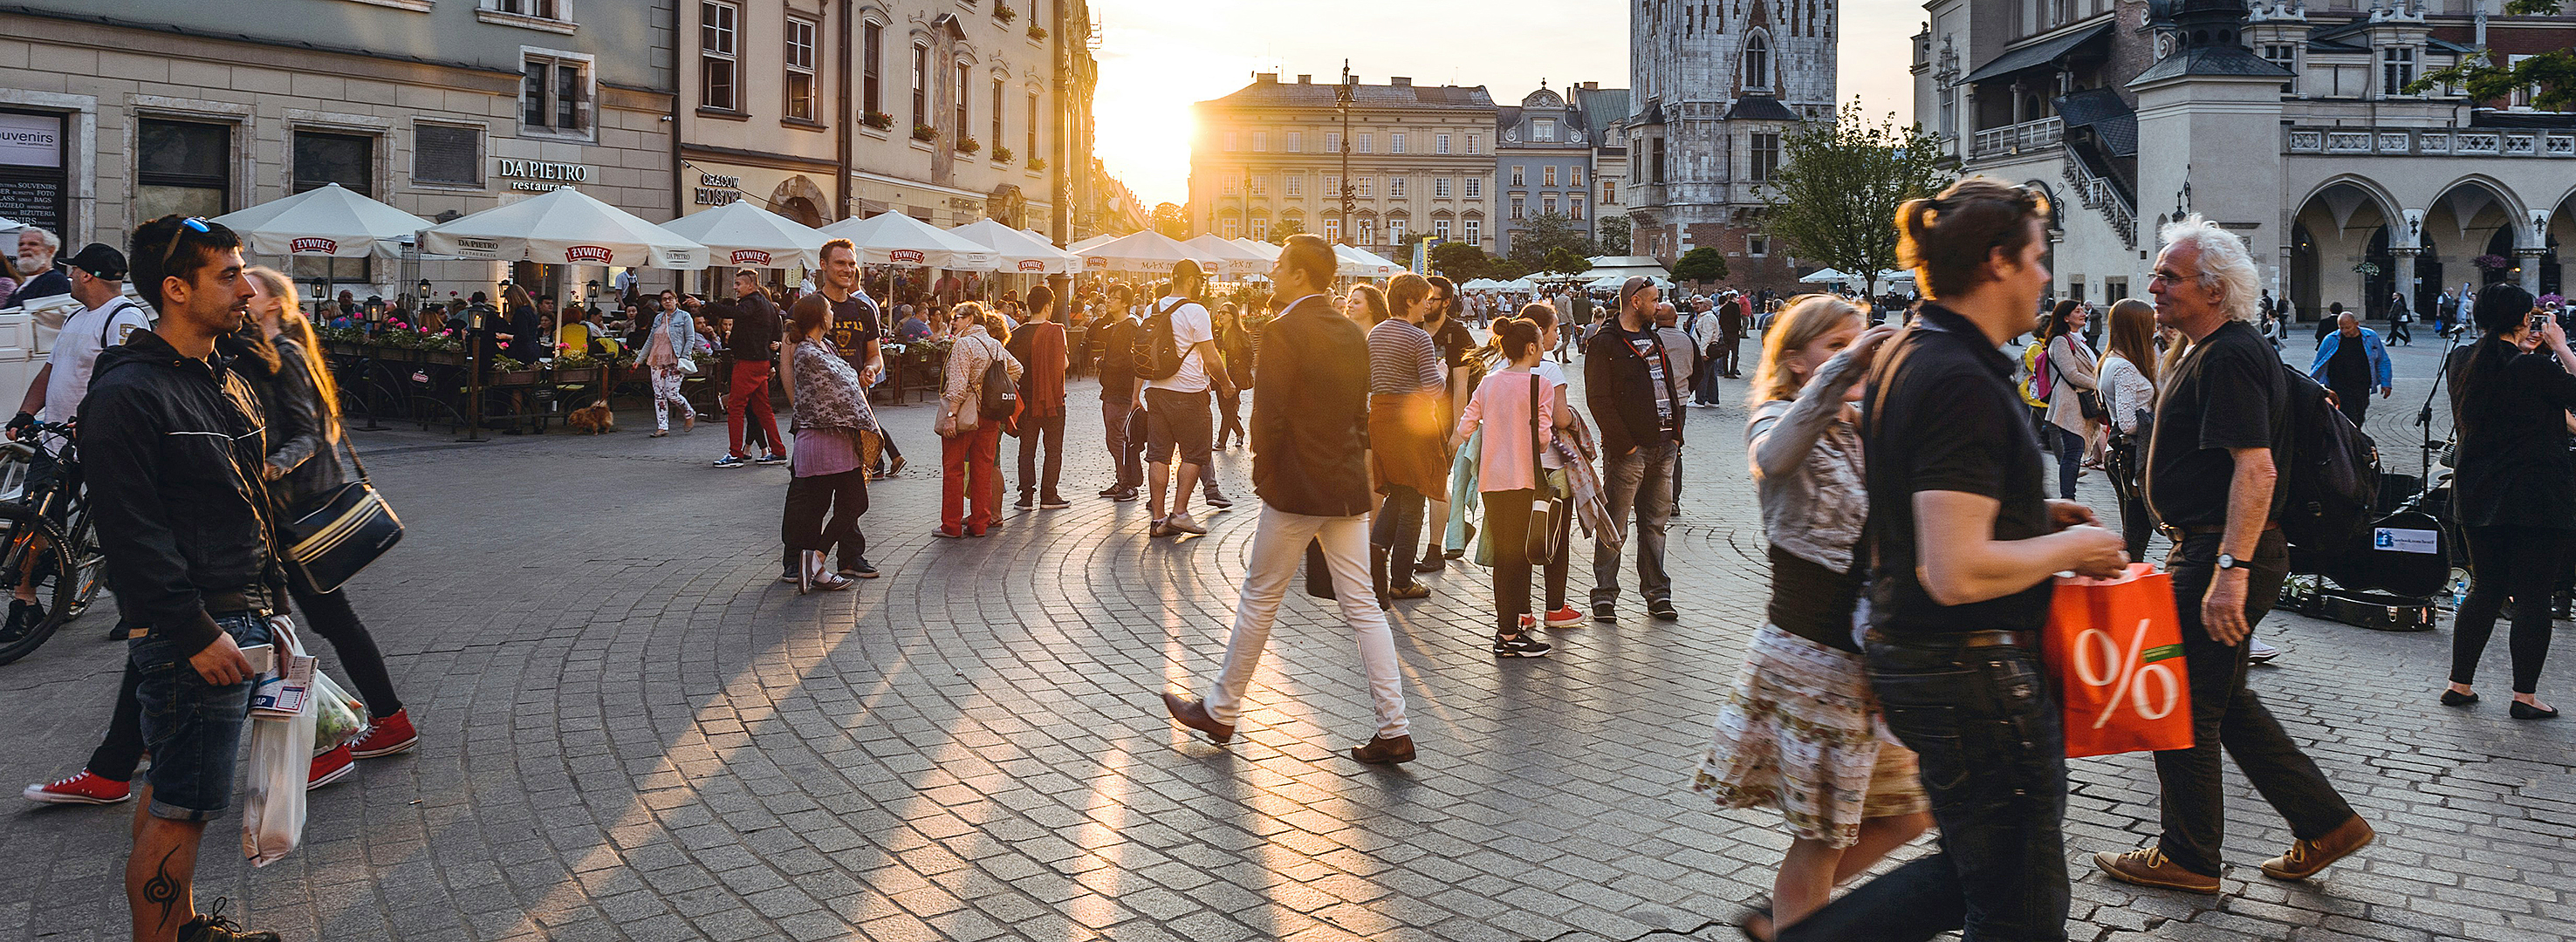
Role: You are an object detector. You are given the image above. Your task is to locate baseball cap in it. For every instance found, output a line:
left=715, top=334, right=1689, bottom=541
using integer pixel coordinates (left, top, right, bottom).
left=65, top=242, right=127, bottom=280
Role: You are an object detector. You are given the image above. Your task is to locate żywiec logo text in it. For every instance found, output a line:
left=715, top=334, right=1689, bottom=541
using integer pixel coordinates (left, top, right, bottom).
left=565, top=245, right=615, bottom=263
left=730, top=249, right=773, bottom=266
left=289, top=237, right=339, bottom=255
left=887, top=249, right=926, bottom=264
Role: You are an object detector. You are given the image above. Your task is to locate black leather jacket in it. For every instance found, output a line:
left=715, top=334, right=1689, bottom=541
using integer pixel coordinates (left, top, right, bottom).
left=83, top=330, right=283, bottom=654
left=234, top=334, right=342, bottom=515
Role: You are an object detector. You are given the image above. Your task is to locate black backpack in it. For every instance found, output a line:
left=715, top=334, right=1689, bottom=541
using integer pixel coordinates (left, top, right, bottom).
left=977, top=340, right=1018, bottom=424
left=1133, top=299, right=1189, bottom=381
left=2278, top=363, right=2380, bottom=549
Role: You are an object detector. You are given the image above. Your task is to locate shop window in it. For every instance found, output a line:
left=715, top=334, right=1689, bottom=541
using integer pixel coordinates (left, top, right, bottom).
left=138, top=118, right=231, bottom=220
left=293, top=129, right=375, bottom=281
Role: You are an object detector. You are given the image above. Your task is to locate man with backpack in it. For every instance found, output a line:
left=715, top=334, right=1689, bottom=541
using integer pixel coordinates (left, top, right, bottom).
left=1094, top=284, right=1144, bottom=502
left=2093, top=215, right=2374, bottom=896
left=1136, top=261, right=1235, bottom=537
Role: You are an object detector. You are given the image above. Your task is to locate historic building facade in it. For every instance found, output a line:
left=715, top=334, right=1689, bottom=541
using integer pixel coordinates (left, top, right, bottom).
left=1494, top=84, right=1599, bottom=257
left=1915, top=0, right=2573, bottom=317
left=1625, top=0, right=1840, bottom=290
left=1189, top=71, right=1497, bottom=259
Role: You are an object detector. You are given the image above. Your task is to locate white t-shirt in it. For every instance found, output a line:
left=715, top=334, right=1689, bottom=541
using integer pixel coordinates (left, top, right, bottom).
left=1145, top=297, right=1216, bottom=395
left=1532, top=360, right=1568, bottom=469
left=42, top=297, right=153, bottom=424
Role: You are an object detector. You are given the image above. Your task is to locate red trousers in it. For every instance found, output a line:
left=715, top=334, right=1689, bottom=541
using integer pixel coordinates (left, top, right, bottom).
left=941, top=422, right=1004, bottom=532
left=728, top=360, right=782, bottom=459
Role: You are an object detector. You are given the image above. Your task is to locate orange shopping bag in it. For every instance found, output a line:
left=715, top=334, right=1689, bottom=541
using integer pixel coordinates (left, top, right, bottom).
left=2044, top=563, right=2193, bottom=758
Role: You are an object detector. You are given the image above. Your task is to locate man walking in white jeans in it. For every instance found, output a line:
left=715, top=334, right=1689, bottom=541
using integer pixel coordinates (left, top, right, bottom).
left=1160, top=235, right=1415, bottom=764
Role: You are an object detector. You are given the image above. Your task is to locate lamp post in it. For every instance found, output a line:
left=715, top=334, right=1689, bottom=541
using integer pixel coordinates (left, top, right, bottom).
left=1337, top=65, right=1354, bottom=248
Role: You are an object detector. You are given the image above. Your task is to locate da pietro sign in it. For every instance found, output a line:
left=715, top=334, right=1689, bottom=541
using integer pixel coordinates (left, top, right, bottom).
left=496, top=159, right=591, bottom=192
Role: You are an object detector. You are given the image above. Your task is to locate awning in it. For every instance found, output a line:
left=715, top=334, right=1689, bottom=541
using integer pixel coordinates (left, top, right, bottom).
left=1959, top=23, right=2113, bottom=85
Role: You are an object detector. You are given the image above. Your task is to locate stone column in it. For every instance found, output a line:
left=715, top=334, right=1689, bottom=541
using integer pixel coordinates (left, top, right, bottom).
left=2520, top=249, right=2546, bottom=298
left=2391, top=247, right=2418, bottom=317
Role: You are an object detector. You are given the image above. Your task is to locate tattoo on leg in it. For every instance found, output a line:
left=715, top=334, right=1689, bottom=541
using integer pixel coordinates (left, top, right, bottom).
left=141, top=843, right=184, bottom=922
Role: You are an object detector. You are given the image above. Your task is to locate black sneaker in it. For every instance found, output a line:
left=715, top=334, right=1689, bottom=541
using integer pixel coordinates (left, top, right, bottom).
left=838, top=561, right=880, bottom=579
left=711, top=455, right=749, bottom=468
left=1592, top=603, right=1616, bottom=622
left=755, top=454, right=789, bottom=466
left=178, top=898, right=278, bottom=942
left=3, top=598, right=42, bottom=641
left=1649, top=599, right=1679, bottom=621
left=1493, top=631, right=1553, bottom=659
left=1038, top=495, right=1072, bottom=509
left=1014, top=495, right=1037, bottom=510
left=1203, top=491, right=1234, bottom=510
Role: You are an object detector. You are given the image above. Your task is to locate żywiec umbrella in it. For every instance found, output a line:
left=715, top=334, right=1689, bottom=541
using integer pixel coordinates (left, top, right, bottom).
left=949, top=219, right=1079, bottom=274
left=1179, top=234, right=1267, bottom=277
left=1075, top=231, right=1200, bottom=274
left=658, top=201, right=831, bottom=270
left=420, top=187, right=708, bottom=269
left=816, top=212, right=997, bottom=270
left=1333, top=244, right=1404, bottom=278
left=210, top=182, right=435, bottom=258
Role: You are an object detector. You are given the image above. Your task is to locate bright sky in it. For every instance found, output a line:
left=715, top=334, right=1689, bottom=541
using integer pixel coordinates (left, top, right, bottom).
left=1089, top=0, right=1923, bottom=208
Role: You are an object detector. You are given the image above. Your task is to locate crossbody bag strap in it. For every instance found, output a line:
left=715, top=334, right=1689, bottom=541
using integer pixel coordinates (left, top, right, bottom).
left=1529, top=370, right=1543, bottom=493
left=1858, top=325, right=1923, bottom=576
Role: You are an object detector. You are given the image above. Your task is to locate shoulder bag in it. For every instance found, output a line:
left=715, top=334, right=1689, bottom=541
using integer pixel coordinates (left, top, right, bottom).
left=1525, top=372, right=1564, bottom=562
left=277, top=433, right=403, bottom=596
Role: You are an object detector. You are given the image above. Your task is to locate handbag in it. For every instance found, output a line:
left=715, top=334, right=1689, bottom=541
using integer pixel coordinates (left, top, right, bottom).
left=2042, top=563, right=2194, bottom=757
left=1524, top=372, right=1564, bottom=562
left=277, top=433, right=404, bottom=596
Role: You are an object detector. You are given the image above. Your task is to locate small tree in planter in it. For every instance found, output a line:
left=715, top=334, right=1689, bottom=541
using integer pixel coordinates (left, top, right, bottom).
left=995, top=4, right=1017, bottom=22
left=1028, top=156, right=1047, bottom=171
left=993, top=146, right=1014, bottom=162
left=912, top=123, right=938, bottom=142
left=1028, top=24, right=1047, bottom=40
left=862, top=111, right=894, bottom=131
left=957, top=137, right=982, bottom=155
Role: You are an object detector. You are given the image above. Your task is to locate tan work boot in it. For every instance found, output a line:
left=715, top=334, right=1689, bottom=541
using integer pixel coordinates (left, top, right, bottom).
left=2261, top=816, right=2374, bottom=881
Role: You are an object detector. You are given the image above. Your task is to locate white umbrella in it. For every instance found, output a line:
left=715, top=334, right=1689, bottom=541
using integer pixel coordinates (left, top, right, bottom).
left=1333, top=244, right=1404, bottom=278
left=817, top=212, right=997, bottom=270
left=658, top=201, right=831, bottom=270
left=1179, top=234, right=1266, bottom=276
left=421, top=187, right=707, bottom=269
left=1798, top=268, right=1852, bottom=283
left=0, top=215, right=24, bottom=231
left=210, top=182, right=435, bottom=258
left=1069, top=233, right=1119, bottom=252
left=949, top=218, right=1079, bottom=274
left=1230, top=237, right=1282, bottom=262
left=1077, top=230, right=1200, bottom=274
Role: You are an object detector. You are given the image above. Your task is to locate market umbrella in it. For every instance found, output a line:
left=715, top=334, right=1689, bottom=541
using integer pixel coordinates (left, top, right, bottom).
left=1069, top=233, right=1119, bottom=253
left=0, top=216, right=24, bottom=231
left=211, top=182, right=435, bottom=258
left=1076, top=230, right=1199, bottom=274
left=816, top=212, right=997, bottom=270
left=421, top=187, right=708, bottom=269
left=657, top=200, right=830, bottom=270
left=1179, top=234, right=1266, bottom=276
left=1797, top=268, right=1852, bottom=283
left=1333, top=244, right=1403, bottom=278
left=1230, top=237, right=1282, bottom=262
left=949, top=218, right=1079, bottom=274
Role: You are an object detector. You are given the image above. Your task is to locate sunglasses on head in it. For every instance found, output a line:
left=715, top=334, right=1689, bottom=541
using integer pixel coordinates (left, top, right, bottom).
left=158, top=215, right=212, bottom=274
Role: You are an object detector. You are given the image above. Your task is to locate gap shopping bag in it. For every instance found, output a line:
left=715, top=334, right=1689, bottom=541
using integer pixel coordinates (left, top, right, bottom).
left=2044, top=563, right=2194, bottom=758
left=243, top=617, right=314, bottom=866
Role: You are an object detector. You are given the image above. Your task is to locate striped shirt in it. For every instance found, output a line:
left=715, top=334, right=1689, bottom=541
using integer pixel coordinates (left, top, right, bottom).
left=1367, top=318, right=1444, bottom=397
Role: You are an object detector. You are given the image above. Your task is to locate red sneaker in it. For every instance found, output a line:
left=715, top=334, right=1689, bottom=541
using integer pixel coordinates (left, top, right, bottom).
left=1544, top=605, right=1586, bottom=627
left=347, top=708, right=419, bottom=759
left=307, top=743, right=355, bottom=790
left=23, top=768, right=131, bottom=805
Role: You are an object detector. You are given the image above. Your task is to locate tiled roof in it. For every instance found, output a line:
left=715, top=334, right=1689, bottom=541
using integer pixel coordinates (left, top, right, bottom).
left=1200, top=79, right=1496, bottom=111
left=1574, top=87, right=1631, bottom=139
left=1723, top=96, right=1800, bottom=121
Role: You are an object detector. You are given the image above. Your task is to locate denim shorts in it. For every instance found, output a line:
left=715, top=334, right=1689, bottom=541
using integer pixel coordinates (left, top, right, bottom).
left=131, top=613, right=271, bottom=822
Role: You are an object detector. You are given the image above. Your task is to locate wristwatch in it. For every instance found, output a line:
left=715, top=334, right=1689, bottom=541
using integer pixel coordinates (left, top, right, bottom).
left=2216, top=554, right=2243, bottom=571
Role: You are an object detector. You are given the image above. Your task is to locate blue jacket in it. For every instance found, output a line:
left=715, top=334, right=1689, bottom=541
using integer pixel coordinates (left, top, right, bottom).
left=2308, top=326, right=2392, bottom=389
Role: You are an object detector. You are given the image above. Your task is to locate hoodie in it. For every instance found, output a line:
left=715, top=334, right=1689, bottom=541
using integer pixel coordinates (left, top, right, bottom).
left=83, top=329, right=282, bottom=655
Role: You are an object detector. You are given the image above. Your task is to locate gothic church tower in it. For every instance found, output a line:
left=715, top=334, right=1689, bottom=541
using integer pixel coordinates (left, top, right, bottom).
left=1627, top=0, right=1838, bottom=288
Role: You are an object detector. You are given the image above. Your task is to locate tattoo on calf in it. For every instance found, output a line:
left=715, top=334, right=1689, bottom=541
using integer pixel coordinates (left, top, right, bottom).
left=141, top=844, right=185, bottom=923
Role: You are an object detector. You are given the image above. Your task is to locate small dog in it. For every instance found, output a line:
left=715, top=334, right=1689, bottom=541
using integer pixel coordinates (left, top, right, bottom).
left=567, top=399, right=617, bottom=434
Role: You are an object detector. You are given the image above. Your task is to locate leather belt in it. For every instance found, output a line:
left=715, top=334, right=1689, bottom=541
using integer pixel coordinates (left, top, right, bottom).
left=1866, top=629, right=2037, bottom=650
left=2169, top=522, right=2283, bottom=536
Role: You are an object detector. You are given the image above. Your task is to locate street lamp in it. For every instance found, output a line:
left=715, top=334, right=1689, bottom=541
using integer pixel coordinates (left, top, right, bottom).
left=1337, top=65, right=1354, bottom=248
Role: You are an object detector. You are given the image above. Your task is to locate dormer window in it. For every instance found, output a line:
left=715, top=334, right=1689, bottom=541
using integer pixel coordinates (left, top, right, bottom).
left=1744, top=32, right=1773, bottom=92
left=1535, top=118, right=1556, bottom=141
left=2381, top=46, right=2415, bottom=98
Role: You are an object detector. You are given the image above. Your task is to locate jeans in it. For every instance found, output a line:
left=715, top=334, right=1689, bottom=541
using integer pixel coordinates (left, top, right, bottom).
left=1217, top=386, right=1245, bottom=447
left=93, top=585, right=403, bottom=782
left=941, top=423, right=1005, bottom=532
left=1370, top=484, right=1427, bottom=582
left=1102, top=398, right=1138, bottom=488
left=725, top=360, right=782, bottom=459
left=1015, top=410, right=1066, bottom=502
left=1203, top=503, right=1410, bottom=740
left=783, top=468, right=868, bottom=573
left=130, top=613, right=272, bottom=821
left=1782, top=636, right=2069, bottom=942
left=2049, top=424, right=2084, bottom=500
left=1591, top=440, right=1676, bottom=607
left=2454, top=526, right=2570, bottom=694
left=2155, top=531, right=2356, bottom=877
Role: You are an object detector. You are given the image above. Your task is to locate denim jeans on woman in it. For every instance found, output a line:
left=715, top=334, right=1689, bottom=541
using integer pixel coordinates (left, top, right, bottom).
left=1371, top=485, right=1427, bottom=559
left=1781, top=635, right=2070, bottom=942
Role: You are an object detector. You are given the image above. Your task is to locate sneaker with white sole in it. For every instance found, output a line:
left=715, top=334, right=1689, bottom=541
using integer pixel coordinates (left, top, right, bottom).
left=2247, top=638, right=2281, bottom=665
left=24, top=768, right=130, bottom=805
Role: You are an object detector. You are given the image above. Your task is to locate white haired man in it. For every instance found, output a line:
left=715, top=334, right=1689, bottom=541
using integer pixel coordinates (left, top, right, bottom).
left=6, top=227, right=70, bottom=306
left=2094, top=215, right=2374, bottom=895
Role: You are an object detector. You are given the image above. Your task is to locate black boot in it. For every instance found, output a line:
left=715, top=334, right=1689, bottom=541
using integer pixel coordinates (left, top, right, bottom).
left=1416, top=536, right=1446, bottom=573
left=1370, top=545, right=1391, bottom=609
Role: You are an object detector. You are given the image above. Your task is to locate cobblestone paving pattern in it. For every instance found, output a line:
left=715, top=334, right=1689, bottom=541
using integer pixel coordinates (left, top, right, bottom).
left=0, top=331, right=2566, bottom=941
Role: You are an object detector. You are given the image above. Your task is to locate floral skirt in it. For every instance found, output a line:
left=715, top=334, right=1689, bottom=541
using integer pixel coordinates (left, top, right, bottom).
left=1693, top=624, right=1929, bottom=847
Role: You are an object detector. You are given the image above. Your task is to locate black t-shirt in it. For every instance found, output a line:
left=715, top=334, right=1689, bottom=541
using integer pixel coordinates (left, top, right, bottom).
left=826, top=292, right=880, bottom=368
left=1863, top=305, right=2055, bottom=635
left=2452, top=343, right=2576, bottom=529
left=2325, top=331, right=2370, bottom=390
left=1428, top=316, right=1473, bottom=372
left=2148, top=320, right=2290, bottom=529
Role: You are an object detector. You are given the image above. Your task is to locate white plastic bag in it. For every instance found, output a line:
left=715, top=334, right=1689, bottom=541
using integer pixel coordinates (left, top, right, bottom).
left=310, top=671, right=367, bottom=754
left=242, top=617, right=313, bottom=867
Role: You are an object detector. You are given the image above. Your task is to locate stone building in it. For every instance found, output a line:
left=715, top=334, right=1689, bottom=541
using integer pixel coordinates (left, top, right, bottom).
left=1573, top=84, right=1633, bottom=249
left=0, top=0, right=679, bottom=306
left=1189, top=70, right=1497, bottom=260
left=1914, top=0, right=2573, bottom=318
left=1494, top=84, right=1599, bottom=258
left=1625, top=0, right=1840, bottom=291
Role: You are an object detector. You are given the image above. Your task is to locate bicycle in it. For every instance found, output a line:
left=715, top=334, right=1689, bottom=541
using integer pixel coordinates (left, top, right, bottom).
left=0, top=420, right=105, bottom=665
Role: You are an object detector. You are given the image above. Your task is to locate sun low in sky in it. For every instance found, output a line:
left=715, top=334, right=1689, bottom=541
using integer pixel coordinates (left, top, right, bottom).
left=1088, top=0, right=1924, bottom=208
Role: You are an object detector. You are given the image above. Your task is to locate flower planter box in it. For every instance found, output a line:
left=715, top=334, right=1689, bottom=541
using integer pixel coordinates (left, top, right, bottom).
left=550, top=365, right=606, bottom=386
left=493, top=370, right=540, bottom=386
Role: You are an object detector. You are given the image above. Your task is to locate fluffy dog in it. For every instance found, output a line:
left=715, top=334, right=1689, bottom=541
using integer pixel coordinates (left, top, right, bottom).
left=566, top=399, right=617, bottom=434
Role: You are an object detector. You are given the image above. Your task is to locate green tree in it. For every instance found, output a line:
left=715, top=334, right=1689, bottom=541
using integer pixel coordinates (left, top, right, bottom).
left=1596, top=215, right=1632, bottom=256
left=1428, top=242, right=1491, bottom=282
left=1541, top=247, right=1593, bottom=276
left=2409, top=0, right=2574, bottom=108
left=1505, top=212, right=1596, bottom=270
left=1150, top=202, right=1190, bottom=239
left=1266, top=219, right=1305, bottom=244
left=1757, top=99, right=1956, bottom=298
left=1670, top=246, right=1730, bottom=283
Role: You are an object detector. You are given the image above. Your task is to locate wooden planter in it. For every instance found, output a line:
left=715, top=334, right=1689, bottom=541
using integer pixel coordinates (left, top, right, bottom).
left=493, top=369, right=540, bottom=386
left=550, top=365, right=605, bottom=386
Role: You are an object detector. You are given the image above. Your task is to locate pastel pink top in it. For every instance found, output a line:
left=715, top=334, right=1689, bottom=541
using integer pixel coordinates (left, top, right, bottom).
left=1457, top=369, right=1556, bottom=493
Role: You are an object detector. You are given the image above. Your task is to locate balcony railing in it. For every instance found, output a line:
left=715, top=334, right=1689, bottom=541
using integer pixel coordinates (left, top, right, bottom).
left=2285, top=126, right=2576, bottom=158
left=1970, top=118, right=2063, bottom=157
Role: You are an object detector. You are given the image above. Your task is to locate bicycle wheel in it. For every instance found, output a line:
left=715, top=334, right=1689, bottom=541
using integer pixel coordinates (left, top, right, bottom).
left=0, top=502, right=78, bottom=666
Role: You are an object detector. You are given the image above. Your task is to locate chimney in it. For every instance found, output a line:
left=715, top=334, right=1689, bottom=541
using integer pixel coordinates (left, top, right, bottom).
left=1583, top=81, right=1599, bottom=90
left=1254, top=72, right=1278, bottom=83
left=1297, top=74, right=1311, bottom=84
left=1389, top=76, right=1412, bottom=86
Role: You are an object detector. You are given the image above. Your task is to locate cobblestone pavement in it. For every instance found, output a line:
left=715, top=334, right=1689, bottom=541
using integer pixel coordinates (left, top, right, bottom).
left=0, top=329, right=2567, bottom=942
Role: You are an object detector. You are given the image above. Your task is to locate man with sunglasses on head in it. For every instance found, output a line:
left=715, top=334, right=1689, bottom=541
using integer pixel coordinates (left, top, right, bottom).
left=90, top=215, right=283, bottom=942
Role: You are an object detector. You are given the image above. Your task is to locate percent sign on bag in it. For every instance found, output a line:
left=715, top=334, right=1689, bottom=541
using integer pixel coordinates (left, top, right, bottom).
left=2045, top=566, right=2195, bottom=757
left=2072, top=618, right=2184, bottom=729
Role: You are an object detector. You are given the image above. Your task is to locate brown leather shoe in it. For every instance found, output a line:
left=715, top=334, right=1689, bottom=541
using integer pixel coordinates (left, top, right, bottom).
left=1349, top=734, right=1416, bottom=764
left=2261, top=816, right=2374, bottom=881
left=1160, top=693, right=1233, bottom=744
left=2093, top=846, right=2219, bottom=894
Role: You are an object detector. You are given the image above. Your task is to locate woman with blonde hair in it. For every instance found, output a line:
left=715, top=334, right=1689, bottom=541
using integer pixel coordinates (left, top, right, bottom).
left=1696, top=293, right=1929, bottom=940
left=2098, top=298, right=2162, bottom=559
